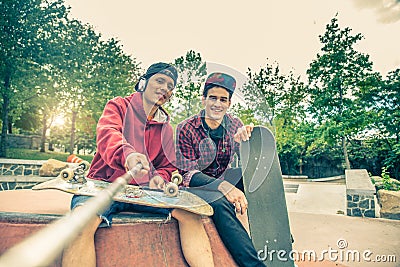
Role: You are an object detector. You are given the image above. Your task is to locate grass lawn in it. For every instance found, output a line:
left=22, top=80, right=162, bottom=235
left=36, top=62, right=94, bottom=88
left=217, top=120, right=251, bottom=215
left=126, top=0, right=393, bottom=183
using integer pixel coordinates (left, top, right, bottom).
left=5, top=148, right=94, bottom=163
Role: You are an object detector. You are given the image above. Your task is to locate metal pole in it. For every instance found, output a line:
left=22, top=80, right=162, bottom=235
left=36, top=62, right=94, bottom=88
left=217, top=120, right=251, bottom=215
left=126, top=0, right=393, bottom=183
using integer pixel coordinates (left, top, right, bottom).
left=0, top=165, right=142, bottom=267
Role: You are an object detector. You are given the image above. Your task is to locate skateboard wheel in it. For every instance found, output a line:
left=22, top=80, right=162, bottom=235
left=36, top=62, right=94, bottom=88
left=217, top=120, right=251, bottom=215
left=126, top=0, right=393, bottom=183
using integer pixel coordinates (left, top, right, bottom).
left=60, top=168, right=74, bottom=181
left=171, top=170, right=183, bottom=185
left=164, top=182, right=178, bottom=197
left=68, top=155, right=90, bottom=171
left=78, top=160, right=90, bottom=171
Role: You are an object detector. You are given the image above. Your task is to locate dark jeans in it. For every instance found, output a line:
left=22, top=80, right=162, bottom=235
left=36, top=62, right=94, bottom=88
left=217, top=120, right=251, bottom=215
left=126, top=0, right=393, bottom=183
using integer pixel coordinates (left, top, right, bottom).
left=187, top=168, right=266, bottom=267
left=71, top=195, right=171, bottom=228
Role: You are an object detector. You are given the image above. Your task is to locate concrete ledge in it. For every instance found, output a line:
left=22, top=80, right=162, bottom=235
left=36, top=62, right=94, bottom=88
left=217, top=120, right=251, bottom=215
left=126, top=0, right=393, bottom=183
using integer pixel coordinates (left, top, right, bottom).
left=284, top=183, right=299, bottom=193
left=0, top=175, right=51, bottom=182
left=0, top=211, right=237, bottom=266
left=0, top=159, right=47, bottom=165
left=0, top=176, right=52, bottom=191
left=0, top=159, right=44, bottom=176
left=0, top=211, right=171, bottom=224
left=308, top=175, right=345, bottom=182
left=346, top=169, right=375, bottom=195
left=283, top=175, right=308, bottom=179
left=0, top=158, right=60, bottom=191
left=346, top=169, right=376, bottom=218
left=0, top=188, right=237, bottom=266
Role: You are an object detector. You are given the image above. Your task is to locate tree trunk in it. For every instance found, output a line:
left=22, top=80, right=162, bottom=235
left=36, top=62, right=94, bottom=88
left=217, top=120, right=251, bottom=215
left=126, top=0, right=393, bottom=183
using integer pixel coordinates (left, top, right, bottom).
left=342, top=136, right=351, bottom=169
left=299, top=158, right=303, bottom=175
left=8, top=121, right=12, bottom=134
left=40, top=112, right=48, bottom=152
left=337, top=80, right=351, bottom=170
left=0, top=73, right=11, bottom=158
left=69, top=110, right=77, bottom=154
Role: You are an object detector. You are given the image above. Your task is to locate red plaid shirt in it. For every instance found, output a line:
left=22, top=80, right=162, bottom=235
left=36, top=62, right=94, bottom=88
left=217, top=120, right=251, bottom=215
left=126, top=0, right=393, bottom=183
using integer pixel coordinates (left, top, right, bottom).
left=176, top=110, right=243, bottom=186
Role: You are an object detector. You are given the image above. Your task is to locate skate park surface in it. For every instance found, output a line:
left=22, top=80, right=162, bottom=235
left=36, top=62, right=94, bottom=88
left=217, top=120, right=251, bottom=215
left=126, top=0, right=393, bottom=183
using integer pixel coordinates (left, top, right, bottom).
left=285, top=178, right=399, bottom=267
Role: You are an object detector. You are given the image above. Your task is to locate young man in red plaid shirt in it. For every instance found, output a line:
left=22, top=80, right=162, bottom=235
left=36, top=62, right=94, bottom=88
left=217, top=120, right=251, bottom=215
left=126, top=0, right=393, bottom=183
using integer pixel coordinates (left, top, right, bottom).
left=176, top=72, right=265, bottom=267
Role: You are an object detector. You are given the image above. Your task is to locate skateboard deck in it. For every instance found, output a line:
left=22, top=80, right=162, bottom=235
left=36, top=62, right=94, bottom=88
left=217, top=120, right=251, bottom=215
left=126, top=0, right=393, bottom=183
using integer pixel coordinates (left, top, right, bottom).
left=240, top=126, right=294, bottom=266
left=32, top=176, right=213, bottom=216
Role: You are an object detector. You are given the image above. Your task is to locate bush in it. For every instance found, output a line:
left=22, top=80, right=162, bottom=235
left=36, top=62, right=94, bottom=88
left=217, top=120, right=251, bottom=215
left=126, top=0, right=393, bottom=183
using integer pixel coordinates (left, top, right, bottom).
left=372, top=167, right=400, bottom=191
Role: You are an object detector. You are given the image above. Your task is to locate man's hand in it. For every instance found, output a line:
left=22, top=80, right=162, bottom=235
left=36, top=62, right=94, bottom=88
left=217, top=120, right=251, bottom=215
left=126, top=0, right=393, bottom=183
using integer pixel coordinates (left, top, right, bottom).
left=234, top=123, right=254, bottom=142
left=149, top=175, right=165, bottom=190
left=217, top=181, right=248, bottom=215
left=125, top=152, right=150, bottom=178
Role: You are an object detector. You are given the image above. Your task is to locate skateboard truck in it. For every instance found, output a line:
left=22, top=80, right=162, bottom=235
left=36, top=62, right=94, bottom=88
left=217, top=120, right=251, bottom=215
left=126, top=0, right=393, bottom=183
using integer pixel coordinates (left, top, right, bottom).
left=60, top=163, right=89, bottom=184
left=61, top=154, right=91, bottom=184
left=125, top=186, right=143, bottom=198
left=125, top=165, right=182, bottom=197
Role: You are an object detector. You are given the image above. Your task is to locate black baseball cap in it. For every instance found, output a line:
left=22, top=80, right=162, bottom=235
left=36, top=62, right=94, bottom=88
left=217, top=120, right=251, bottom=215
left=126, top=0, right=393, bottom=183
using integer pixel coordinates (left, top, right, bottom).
left=135, top=62, right=178, bottom=91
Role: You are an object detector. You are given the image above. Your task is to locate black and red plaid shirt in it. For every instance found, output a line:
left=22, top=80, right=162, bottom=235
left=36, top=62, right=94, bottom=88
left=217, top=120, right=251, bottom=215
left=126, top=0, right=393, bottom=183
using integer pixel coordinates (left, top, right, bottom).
left=176, top=110, right=244, bottom=186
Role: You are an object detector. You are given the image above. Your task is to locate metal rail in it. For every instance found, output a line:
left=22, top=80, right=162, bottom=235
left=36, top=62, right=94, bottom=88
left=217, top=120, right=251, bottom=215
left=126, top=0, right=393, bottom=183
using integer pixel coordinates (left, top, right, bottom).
left=0, top=164, right=142, bottom=267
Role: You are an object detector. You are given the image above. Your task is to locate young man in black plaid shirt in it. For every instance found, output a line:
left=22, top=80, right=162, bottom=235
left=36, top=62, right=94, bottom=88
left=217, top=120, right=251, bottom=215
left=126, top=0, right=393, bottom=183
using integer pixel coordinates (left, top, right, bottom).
left=176, top=72, right=265, bottom=267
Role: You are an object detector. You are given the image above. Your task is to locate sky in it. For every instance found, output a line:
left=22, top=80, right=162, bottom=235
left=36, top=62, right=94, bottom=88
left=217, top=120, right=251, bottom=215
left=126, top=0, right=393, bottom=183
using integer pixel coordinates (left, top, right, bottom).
left=64, top=0, right=400, bottom=82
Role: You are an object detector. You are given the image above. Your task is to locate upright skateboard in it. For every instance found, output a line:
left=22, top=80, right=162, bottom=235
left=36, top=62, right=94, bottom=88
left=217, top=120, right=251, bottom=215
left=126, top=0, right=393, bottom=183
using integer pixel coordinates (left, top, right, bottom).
left=240, top=126, right=294, bottom=266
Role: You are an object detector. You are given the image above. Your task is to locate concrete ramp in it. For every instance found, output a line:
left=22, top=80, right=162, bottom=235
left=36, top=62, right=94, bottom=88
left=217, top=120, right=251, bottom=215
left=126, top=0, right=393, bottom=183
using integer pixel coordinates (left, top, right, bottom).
left=0, top=189, right=236, bottom=266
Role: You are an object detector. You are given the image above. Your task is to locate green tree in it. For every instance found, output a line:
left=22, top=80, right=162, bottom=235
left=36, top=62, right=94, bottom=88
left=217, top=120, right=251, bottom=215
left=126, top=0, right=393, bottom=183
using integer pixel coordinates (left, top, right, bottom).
left=37, top=76, right=64, bottom=152
left=168, top=50, right=206, bottom=126
left=53, top=20, right=138, bottom=153
left=6, top=61, right=44, bottom=134
left=230, top=103, right=260, bottom=125
left=242, top=60, right=308, bottom=174
left=86, top=37, right=140, bottom=123
left=0, top=0, right=67, bottom=157
left=361, top=69, right=400, bottom=178
left=243, top=60, right=306, bottom=126
left=53, top=19, right=100, bottom=153
left=306, top=15, right=377, bottom=169
left=273, top=72, right=307, bottom=175
left=380, top=69, right=400, bottom=178
left=243, top=60, right=285, bottom=127
left=11, top=60, right=67, bottom=151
